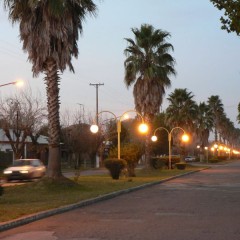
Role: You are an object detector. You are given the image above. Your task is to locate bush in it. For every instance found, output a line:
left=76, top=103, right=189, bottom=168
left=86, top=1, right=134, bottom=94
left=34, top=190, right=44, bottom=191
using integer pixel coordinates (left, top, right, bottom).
left=209, top=158, right=220, bottom=163
left=217, top=156, right=227, bottom=161
left=0, top=185, right=4, bottom=196
left=150, top=155, right=181, bottom=169
left=104, top=158, right=127, bottom=180
left=109, top=143, right=142, bottom=177
left=176, top=162, right=187, bottom=170
left=150, top=158, right=167, bottom=169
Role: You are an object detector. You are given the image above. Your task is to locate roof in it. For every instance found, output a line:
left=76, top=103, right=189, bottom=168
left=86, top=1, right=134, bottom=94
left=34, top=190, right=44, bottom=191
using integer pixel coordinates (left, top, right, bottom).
left=0, top=129, right=48, bottom=145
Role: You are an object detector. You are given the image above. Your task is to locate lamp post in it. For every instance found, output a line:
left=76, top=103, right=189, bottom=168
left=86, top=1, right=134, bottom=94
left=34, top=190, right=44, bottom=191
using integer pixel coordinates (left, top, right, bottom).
left=0, top=80, right=24, bottom=88
left=151, top=127, right=189, bottom=169
left=204, top=146, right=209, bottom=163
left=90, top=110, right=148, bottom=159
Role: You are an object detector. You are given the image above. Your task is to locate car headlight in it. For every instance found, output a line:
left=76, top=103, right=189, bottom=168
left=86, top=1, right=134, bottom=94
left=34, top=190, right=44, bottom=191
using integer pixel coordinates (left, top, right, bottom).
left=20, top=170, right=29, bottom=174
left=4, top=170, right=12, bottom=174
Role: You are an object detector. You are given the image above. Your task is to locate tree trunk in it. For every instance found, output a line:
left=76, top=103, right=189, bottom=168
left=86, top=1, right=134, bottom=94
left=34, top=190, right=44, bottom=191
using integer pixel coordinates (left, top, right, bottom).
left=45, top=58, right=62, bottom=179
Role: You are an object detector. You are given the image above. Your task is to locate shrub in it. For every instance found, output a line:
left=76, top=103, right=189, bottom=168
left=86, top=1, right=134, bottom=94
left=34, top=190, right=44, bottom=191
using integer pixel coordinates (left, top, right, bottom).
left=0, top=185, right=4, bottom=196
left=150, top=155, right=180, bottom=169
left=217, top=156, right=227, bottom=161
left=109, top=143, right=142, bottom=177
left=209, top=158, right=219, bottom=163
left=104, top=158, right=127, bottom=180
left=150, top=158, right=167, bottom=169
left=176, top=162, right=187, bottom=170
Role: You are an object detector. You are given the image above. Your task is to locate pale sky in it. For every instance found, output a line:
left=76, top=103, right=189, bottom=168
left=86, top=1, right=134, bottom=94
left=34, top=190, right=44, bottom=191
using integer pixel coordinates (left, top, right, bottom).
left=0, top=0, right=240, bottom=127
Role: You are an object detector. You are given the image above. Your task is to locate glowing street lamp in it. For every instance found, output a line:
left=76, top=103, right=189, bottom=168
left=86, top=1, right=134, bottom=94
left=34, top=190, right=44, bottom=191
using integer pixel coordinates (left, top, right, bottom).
left=0, top=80, right=24, bottom=88
left=151, top=127, right=189, bottom=169
left=90, top=110, right=148, bottom=159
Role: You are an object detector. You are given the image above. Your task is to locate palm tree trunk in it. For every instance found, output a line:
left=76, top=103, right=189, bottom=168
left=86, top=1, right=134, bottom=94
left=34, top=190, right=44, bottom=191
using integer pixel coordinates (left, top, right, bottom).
left=45, top=58, right=62, bottom=179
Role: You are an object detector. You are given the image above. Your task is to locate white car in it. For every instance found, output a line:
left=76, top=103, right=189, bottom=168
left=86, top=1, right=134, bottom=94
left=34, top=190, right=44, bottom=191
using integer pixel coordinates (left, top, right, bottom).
left=185, top=156, right=196, bottom=162
left=3, top=159, right=46, bottom=181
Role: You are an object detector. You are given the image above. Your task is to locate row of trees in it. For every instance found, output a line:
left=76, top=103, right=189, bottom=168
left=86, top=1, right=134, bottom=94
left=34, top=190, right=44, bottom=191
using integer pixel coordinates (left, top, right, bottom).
left=123, top=23, right=240, bottom=166
left=3, top=1, right=240, bottom=180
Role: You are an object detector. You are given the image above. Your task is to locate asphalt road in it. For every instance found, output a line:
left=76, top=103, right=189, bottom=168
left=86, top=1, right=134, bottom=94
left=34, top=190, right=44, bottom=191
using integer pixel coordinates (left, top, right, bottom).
left=1, top=161, right=240, bottom=240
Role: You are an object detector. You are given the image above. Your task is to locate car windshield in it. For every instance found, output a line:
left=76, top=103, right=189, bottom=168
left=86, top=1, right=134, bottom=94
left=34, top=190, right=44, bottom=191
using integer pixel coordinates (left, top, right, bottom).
left=13, top=160, right=31, bottom=166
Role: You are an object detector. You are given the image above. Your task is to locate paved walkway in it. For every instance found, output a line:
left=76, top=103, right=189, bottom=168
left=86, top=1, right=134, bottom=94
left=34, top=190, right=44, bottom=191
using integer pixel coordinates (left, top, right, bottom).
left=0, top=161, right=240, bottom=240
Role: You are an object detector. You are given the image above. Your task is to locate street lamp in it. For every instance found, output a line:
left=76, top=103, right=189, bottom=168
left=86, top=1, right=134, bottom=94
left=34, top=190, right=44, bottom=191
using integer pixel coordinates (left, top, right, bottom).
left=204, top=146, right=209, bottom=163
left=90, top=110, right=148, bottom=159
left=0, top=80, right=24, bottom=88
left=151, top=127, right=189, bottom=169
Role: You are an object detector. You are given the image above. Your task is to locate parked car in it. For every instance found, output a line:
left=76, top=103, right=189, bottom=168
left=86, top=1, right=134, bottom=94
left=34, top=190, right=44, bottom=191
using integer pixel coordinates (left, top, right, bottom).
left=3, top=159, right=46, bottom=181
left=185, top=156, right=196, bottom=162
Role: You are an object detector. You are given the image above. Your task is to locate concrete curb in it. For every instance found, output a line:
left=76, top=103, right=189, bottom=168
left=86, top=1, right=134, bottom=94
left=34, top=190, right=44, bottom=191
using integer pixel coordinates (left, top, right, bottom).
left=0, top=167, right=209, bottom=232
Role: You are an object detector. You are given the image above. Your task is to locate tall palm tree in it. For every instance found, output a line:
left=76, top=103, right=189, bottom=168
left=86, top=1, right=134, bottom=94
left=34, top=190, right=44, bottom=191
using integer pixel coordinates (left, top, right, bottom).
left=4, top=0, right=97, bottom=179
left=195, top=102, right=214, bottom=160
left=165, top=88, right=197, bottom=131
left=207, top=95, right=224, bottom=142
left=196, top=102, right=214, bottom=145
left=124, top=24, right=176, bottom=166
left=165, top=88, right=198, bottom=156
left=237, top=103, right=240, bottom=124
left=124, top=24, right=176, bottom=119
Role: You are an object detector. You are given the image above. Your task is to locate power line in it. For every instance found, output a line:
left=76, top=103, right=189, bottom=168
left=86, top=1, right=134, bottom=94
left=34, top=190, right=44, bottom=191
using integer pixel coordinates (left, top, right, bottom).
left=89, top=83, right=104, bottom=124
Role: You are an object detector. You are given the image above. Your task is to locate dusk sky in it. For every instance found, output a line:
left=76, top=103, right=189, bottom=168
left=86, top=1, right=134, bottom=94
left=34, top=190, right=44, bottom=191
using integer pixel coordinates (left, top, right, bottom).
left=0, top=0, right=240, bottom=127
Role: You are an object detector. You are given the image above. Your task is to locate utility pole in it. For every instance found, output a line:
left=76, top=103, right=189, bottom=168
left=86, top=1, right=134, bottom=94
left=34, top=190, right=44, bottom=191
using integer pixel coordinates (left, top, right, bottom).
left=89, top=83, right=104, bottom=125
left=77, top=103, right=85, bottom=123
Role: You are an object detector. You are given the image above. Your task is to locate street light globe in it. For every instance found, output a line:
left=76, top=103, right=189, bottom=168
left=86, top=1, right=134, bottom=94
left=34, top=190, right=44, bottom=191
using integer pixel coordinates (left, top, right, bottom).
left=182, top=134, right=189, bottom=142
left=14, top=79, right=24, bottom=87
left=151, top=135, right=158, bottom=142
left=138, top=123, right=148, bottom=133
left=90, top=124, right=99, bottom=133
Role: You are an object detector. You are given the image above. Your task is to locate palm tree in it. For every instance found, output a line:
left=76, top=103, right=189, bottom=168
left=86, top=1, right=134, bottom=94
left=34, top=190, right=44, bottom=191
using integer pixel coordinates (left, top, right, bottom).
left=165, top=88, right=198, bottom=156
left=165, top=88, right=198, bottom=132
left=124, top=24, right=176, bottom=119
left=207, top=95, right=224, bottom=142
left=195, top=102, right=214, bottom=160
left=4, top=0, right=97, bottom=179
left=124, top=24, right=176, bottom=166
left=237, top=103, right=240, bottom=124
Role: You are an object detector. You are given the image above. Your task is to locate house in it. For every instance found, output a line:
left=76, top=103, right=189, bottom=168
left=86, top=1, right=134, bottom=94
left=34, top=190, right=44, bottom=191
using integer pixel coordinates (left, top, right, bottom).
left=0, top=129, right=48, bottom=166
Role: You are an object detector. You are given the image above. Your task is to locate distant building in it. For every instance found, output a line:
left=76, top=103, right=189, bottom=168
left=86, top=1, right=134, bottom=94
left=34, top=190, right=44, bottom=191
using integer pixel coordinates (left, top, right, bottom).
left=0, top=129, right=48, bottom=164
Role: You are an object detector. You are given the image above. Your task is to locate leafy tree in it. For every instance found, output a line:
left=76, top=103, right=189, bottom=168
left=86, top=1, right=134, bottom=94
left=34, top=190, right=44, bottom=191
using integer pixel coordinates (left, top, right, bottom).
left=109, top=143, right=142, bottom=177
left=61, top=123, right=97, bottom=169
left=124, top=24, right=176, bottom=167
left=210, top=0, right=240, bottom=35
left=4, top=0, right=97, bottom=179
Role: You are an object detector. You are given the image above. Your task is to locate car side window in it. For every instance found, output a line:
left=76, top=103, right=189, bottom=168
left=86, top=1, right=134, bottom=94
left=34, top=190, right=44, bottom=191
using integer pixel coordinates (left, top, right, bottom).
left=31, top=160, right=40, bottom=167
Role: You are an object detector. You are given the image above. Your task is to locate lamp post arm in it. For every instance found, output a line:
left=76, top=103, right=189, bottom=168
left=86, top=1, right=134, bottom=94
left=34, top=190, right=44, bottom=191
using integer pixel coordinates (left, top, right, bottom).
left=170, top=126, right=185, bottom=135
left=93, top=110, right=117, bottom=125
left=119, top=109, right=144, bottom=122
left=153, top=127, right=170, bottom=136
left=0, top=82, right=17, bottom=88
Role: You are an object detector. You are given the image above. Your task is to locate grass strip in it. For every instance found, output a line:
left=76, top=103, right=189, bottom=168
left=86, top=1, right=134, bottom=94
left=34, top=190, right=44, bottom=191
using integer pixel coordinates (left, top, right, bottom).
left=0, top=165, right=205, bottom=223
